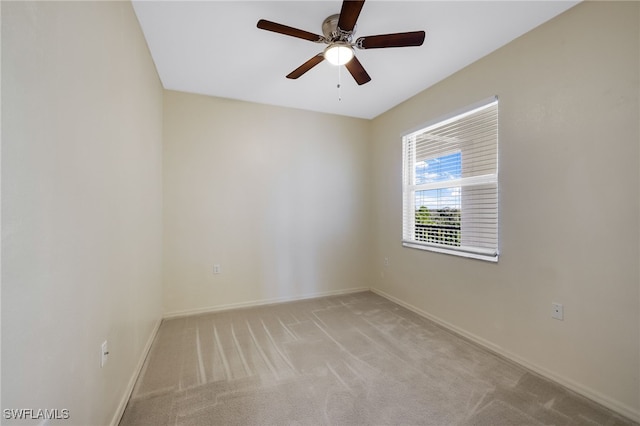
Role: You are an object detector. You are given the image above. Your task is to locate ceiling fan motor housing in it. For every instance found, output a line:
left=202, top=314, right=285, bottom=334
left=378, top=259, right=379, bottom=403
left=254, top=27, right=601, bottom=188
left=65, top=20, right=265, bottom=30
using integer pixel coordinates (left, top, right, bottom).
left=322, top=14, right=353, bottom=42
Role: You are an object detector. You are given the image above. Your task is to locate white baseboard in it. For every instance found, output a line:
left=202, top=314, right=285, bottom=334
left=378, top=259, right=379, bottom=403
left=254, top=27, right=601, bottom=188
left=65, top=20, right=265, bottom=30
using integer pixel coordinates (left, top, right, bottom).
left=110, top=317, right=162, bottom=426
left=163, top=287, right=370, bottom=319
left=370, top=288, right=640, bottom=424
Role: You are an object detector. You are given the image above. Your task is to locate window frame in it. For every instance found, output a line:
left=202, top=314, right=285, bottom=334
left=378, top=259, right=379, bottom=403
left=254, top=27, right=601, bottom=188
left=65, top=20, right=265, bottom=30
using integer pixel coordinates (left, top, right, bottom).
left=401, top=97, right=499, bottom=262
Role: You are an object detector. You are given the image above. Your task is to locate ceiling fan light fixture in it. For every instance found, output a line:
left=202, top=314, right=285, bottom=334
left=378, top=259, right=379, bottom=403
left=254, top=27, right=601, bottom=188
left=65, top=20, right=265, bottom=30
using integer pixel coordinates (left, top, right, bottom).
left=324, top=43, right=354, bottom=66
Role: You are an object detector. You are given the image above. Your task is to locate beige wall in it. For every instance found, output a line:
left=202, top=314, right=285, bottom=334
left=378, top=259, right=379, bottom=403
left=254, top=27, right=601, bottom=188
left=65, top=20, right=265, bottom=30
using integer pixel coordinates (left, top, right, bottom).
left=1, top=2, right=163, bottom=425
left=162, top=90, right=372, bottom=316
left=371, top=1, right=639, bottom=420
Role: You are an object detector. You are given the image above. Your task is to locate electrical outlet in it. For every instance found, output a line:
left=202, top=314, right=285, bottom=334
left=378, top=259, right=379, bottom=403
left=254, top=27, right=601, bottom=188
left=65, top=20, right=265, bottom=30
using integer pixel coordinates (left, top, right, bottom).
left=383, top=257, right=389, bottom=267
left=552, top=303, right=564, bottom=320
left=101, top=341, right=109, bottom=368
left=213, top=264, right=221, bottom=274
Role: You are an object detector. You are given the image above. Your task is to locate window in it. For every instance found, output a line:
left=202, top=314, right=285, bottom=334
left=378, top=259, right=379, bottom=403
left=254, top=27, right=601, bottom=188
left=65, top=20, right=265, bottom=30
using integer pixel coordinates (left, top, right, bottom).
left=402, top=97, right=499, bottom=262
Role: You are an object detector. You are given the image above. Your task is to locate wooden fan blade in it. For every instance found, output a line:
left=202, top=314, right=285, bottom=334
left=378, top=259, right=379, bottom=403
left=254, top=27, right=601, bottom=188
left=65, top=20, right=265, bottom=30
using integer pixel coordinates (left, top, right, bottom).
left=257, top=19, right=323, bottom=42
left=345, top=56, right=371, bottom=85
left=357, top=31, right=426, bottom=49
left=337, top=0, right=365, bottom=32
left=286, top=54, right=325, bottom=79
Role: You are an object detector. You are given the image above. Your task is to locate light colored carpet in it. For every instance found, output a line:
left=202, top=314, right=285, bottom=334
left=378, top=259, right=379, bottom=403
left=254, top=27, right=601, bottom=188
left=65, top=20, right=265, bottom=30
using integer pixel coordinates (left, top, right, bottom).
left=120, top=291, right=636, bottom=425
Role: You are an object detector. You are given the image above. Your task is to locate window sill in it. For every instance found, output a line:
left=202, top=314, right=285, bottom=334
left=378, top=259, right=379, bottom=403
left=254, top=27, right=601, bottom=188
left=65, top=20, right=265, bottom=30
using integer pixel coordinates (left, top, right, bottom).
left=402, top=241, right=499, bottom=263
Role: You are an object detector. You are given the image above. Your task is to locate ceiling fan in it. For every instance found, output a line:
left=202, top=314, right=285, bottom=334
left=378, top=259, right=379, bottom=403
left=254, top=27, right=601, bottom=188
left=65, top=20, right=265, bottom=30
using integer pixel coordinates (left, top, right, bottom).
left=257, top=0, right=426, bottom=86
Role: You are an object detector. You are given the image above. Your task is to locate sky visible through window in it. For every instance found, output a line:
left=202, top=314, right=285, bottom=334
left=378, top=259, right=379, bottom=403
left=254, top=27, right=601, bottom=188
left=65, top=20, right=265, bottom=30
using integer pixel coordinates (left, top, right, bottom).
left=415, top=152, right=461, bottom=210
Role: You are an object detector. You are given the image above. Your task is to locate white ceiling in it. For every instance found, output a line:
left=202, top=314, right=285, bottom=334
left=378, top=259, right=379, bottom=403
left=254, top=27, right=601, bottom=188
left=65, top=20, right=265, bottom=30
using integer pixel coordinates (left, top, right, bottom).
left=132, top=1, right=579, bottom=119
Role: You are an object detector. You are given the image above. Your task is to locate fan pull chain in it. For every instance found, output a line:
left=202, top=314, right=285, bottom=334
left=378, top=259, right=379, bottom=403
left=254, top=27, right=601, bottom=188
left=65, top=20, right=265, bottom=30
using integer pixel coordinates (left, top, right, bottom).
left=337, top=63, right=342, bottom=101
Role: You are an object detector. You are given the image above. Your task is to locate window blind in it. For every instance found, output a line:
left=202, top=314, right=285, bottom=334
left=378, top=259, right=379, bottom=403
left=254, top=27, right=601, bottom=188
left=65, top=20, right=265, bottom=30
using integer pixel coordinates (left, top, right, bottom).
left=402, top=97, right=499, bottom=261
